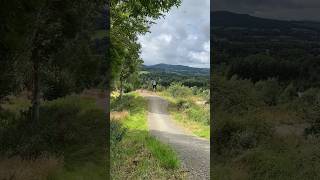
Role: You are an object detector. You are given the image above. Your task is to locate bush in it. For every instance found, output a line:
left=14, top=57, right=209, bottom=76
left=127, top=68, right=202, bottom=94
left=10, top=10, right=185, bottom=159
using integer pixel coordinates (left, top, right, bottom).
left=279, top=83, right=297, bottom=103
left=304, top=93, right=320, bottom=137
left=255, top=78, right=281, bottom=106
left=167, top=82, right=192, bottom=98
left=123, top=83, right=134, bottom=93
left=212, top=75, right=262, bottom=114
left=0, top=95, right=105, bottom=158
left=212, top=111, right=272, bottom=155
left=42, top=71, right=77, bottom=100
left=185, top=106, right=210, bottom=125
left=110, top=121, right=127, bottom=146
left=176, top=99, right=191, bottom=110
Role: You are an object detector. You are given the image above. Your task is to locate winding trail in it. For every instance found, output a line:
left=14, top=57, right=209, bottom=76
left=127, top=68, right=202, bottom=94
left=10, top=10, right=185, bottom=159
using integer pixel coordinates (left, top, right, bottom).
left=140, top=91, right=210, bottom=180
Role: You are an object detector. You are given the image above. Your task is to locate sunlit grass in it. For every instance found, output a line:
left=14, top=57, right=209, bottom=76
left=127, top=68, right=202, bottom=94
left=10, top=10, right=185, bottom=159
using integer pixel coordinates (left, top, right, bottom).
left=111, top=93, right=185, bottom=179
left=159, top=91, right=210, bottom=139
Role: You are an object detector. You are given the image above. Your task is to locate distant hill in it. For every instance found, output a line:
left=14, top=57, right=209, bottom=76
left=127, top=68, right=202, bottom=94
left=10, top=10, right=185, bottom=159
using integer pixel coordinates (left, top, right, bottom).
left=142, top=63, right=209, bottom=76
left=212, top=11, right=320, bottom=31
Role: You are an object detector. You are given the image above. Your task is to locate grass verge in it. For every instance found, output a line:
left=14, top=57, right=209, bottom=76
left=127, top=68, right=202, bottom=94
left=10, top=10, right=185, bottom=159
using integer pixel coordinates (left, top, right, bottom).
left=0, top=94, right=107, bottom=180
left=111, top=92, right=186, bottom=179
left=159, top=91, right=210, bottom=139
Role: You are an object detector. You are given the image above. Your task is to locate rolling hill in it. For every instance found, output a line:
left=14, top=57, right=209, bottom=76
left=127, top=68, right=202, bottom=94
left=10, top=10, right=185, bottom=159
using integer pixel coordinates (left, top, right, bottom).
left=142, top=63, right=209, bottom=76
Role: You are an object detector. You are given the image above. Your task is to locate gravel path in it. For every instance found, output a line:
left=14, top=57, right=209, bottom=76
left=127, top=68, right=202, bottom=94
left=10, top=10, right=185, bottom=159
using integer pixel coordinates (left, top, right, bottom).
left=142, top=92, right=210, bottom=180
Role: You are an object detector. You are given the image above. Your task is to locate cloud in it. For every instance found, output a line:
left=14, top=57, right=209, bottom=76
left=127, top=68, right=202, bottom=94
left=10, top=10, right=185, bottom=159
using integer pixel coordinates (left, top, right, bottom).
left=138, top=0, right=210, bottom=68
left=213, top=0, right=320, bottom=21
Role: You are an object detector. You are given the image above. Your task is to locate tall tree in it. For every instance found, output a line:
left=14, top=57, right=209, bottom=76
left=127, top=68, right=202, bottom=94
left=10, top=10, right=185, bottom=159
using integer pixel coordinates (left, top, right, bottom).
left=110, top=0, right=181, bottom=95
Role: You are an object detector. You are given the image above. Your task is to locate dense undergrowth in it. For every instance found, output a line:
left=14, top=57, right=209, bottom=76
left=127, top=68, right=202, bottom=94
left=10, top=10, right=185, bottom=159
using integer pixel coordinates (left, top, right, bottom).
left=110, top=92, right=185, bottom=179
left=158, top=83, right=210, bottom=139
left=211, top=74, right=320, bottom=179
left=0, top=94, right=106, bottom=179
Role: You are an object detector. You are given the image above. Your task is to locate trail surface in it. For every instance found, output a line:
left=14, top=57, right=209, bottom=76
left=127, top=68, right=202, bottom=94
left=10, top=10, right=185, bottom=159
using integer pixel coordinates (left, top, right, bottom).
left=140, top=91, right=210, bottom=180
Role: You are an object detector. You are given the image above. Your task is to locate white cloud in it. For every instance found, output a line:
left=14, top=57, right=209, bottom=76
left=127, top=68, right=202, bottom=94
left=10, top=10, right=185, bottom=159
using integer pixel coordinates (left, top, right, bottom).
left=188, top=51, right=209, bottom=64
left=157, top=34, right=172, bottom=44
left=203, top=41, right=210, bottom=52
left=138, top=0, right=210, bottom=68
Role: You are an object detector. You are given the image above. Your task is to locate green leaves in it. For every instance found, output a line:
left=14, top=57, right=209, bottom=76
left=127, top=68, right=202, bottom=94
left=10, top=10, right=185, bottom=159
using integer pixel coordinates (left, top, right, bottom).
left=110, top=0, right=181, bottom=90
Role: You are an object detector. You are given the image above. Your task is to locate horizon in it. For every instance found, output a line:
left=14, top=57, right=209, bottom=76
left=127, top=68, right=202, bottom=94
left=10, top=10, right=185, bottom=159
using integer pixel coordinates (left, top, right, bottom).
left=212, top=10, right=320, bottom=23
left=142, top=63, right=210, bottom=69
left=212, top=0, right=320, bottom=22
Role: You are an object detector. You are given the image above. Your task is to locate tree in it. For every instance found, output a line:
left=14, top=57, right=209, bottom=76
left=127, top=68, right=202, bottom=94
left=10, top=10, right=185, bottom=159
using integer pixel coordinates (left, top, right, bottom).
left=110, top=0, right=181, bottom=97
left=0, top=0, right=105, bottom=122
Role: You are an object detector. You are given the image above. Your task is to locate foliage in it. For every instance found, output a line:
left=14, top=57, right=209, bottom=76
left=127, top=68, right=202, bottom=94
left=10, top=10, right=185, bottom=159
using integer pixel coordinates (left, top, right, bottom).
left=255, top=78, right=281, bottom=106
left=110, top=0, right=181, bottom=94
left=0, top=95, right=105, bottom=158
left=111, top=93, right=184, bottom=179
left=167, top=82, right=193, bottom=98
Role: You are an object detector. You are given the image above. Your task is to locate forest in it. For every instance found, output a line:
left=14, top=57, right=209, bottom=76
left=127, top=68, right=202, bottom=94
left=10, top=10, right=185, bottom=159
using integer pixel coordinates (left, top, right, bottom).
left=212, top=11, right=320, bottom=179
left=0, top=0, right=108, bottom=179
left=0, top=0, right=183, bottom=179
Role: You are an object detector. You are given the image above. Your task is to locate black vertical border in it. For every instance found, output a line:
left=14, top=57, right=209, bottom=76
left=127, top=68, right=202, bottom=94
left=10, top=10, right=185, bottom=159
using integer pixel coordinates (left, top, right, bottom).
left=210, top=0, right=214, bottom=178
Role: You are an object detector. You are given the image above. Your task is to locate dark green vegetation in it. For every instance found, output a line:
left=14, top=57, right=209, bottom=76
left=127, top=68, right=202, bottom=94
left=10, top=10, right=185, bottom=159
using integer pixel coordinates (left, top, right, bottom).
left=140, top=64, right=209, bottom=88
left=139, top=64, right=210, bottom=139
left=213, top=11, right=320, bottom=88
left=0, top=95, right=106, bottom=179
left=212, top=11, right=320, bottom=179
left=1, top=0, right=183, bottom=179
left=110, top=93, right=185, bottom=179
left=110, top=0, right=181, bottom=98
left=1, top=0, right=107, bottom=179
left=160, top=83, right=210, bottom=138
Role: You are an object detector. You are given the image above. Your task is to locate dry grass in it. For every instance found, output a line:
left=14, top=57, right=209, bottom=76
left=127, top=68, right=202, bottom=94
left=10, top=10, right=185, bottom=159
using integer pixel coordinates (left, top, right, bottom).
left=111, top=111, right=129, bottom=121
left=0, top=155, right=62, bottom=180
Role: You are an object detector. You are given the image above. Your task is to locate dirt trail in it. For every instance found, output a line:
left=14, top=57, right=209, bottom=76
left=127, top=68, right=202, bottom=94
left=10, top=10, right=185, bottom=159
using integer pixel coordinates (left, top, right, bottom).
left=140, top=91, right=210, bottom=180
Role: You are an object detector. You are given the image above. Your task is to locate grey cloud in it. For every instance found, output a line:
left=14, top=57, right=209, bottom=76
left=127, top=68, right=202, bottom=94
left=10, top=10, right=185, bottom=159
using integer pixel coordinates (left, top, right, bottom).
left=138, top=0, right=210, bottom=68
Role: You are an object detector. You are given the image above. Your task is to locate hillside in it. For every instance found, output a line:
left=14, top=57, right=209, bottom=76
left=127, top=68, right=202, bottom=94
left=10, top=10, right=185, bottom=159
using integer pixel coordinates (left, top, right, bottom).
left=142, top=63, right=209, bottom=76
left=212, top=11, right=320, bottom=87
left=212, top=11, right=320, bottom=31
left=140, top=64, right=209, bottom=87
left=212, top=11, right=320, bottom=43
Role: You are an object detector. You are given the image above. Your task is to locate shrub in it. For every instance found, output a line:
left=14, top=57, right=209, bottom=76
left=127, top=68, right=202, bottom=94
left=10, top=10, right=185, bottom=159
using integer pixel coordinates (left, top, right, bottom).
left=255, top=78, right=281, bottom=106
left=110, top=120, right=127, bottom=146
left=304, top=93, right=320, bottom=137
left=42, top=71, right=76, bottom=100
left=212, top=75, right=262, bottom=114
left=0, top=95, right=105, bottom=158
left=176, top=99, right=191, bottom=110
left=212, top=111, right=272, bottom=155
left=167, top=82, right=192, bottom=98
left=185, top=106, right=210, bottom=125
left=279, top=83, right=297, bottom=103
left=123, top=83, right=134, bottom=93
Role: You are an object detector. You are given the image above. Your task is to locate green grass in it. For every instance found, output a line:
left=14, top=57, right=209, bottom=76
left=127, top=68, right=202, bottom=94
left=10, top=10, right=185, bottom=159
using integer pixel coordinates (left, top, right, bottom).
left=172, top=112, right=210, bottom=139
left=0, top=94, right=107, bottom=180
left=111, top=93, right=185, bottom=179
left=159, top=91, right=210, bottom=139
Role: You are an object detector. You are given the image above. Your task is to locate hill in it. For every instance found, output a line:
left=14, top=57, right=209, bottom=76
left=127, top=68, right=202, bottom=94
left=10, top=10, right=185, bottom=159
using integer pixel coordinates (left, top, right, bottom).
left=142, top=63, right=209, bottom=76
left=212, top=11, right=320, bottom=31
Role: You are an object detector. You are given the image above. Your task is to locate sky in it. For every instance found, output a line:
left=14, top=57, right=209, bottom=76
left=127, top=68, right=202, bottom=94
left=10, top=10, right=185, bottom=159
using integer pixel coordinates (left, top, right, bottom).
left=138, top=0, right=210, bottom=68
left=212, top=0, right=320, bottom=22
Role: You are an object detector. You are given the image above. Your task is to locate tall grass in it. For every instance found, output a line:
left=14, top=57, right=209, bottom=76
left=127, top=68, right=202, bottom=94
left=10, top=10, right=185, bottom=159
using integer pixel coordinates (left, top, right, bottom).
left=160, top=83, right=210, bottom=139
left=0, top=95, right=107, bottom=179
left=111, top=93, right=185, bottom=179
left=212, top=74, right=320, bottom=179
